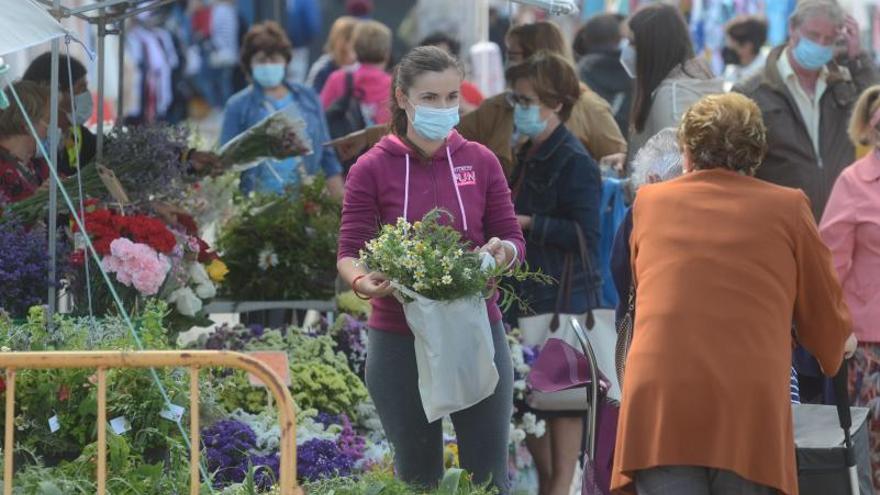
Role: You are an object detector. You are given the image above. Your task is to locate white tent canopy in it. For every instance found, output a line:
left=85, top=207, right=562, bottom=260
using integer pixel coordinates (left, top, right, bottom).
left=0, top=0, right=67, bottom=56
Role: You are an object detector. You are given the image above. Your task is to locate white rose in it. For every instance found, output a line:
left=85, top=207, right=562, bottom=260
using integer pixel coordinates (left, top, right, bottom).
left=168, top=287, right=203, bottom=316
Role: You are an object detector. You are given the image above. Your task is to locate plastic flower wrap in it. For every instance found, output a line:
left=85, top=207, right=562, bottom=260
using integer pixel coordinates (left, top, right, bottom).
left=631, top=127, right=684, bottom=191
left=218, top=105, right=313, bottom=172
left=101, top=238, right=171, bottom=296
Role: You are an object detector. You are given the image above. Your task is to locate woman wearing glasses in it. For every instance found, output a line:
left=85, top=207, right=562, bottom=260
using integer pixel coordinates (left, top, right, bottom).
left=507, top=51, right=602, bottom=495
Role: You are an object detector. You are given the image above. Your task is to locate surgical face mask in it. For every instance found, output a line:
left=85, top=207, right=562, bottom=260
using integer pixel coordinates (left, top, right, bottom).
left=513, top=103, right=547, bottom=137
left=620, top=40, right=637, bottom=79
left=409, top=102, right=460, bottom=141
left=252, top=63, right=286, bottom=88
left=792, top=36, right=834, bottom=71
left=68, top=90, right=93, bottom=125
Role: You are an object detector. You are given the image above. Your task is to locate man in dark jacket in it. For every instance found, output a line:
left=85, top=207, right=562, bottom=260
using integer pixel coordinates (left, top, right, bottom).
left=735, top=0, right=877, bottom=222
left=573, top=13, right=632, bottom=138
left=735, top=0, right=877, bottom=404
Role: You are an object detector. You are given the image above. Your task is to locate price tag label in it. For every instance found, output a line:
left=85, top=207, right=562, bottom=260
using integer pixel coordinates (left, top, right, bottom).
left=48, top=415, right=60, bottom=433
left=160, top=404, right=185, bottom=422
left=109, top=416, right=131, bottom=435
left=247, top=351, right=290, bottom=388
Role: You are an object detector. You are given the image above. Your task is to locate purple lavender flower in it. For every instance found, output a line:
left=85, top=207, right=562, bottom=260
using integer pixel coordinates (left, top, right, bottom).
left=522, top=345, right=540, bottom=367
left=297, top=438, right=356, bottom=482
left=315, top=412, right=341, bottom=427
left=337, top=414, right=365, bottom=462
left=249, top=324, right=265, bottom=338
left=203, top=419, right=258, bottom=487
left=0, top=219, right=67, bottom=317
left=248, top=453, right=280, bottom=490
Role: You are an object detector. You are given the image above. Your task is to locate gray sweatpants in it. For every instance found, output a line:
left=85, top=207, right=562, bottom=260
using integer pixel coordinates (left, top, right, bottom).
left=636, top=466, right=778, bottom=495
left=365, top=321, right=513, bottom=494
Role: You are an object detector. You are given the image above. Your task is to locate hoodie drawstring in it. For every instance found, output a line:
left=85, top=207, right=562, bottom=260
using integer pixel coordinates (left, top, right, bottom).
left=446, top=146, right=468, bottom=232
left=403, top=153, right=411, bottom=222
left=401, top=146, right=468, bottom=232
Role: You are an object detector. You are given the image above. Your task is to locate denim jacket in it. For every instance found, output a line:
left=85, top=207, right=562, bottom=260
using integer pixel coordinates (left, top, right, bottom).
left=512, top=124, right=602, bottom=315
left=220, top=82, right=342, bottom=194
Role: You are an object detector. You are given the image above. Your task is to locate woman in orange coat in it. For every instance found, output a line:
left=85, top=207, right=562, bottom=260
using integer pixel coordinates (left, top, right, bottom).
left=612, top=93, right=855, bottom=495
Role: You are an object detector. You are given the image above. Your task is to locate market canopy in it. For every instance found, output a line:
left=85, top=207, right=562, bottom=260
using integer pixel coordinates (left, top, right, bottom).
left=0, top=0, right=67, bottom=56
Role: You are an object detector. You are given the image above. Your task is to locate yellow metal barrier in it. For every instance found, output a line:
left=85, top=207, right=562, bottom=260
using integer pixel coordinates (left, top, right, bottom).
left=0, top=350, right=303, bottom=495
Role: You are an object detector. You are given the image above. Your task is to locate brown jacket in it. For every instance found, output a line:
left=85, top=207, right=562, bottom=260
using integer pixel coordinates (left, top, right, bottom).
left=612, top=169, right=852, bottom=495
left=459, top=84, right=627, bottom=174
left=330, top=85, right=627, bottom=177
left=735, top=46, right=878, bottom=220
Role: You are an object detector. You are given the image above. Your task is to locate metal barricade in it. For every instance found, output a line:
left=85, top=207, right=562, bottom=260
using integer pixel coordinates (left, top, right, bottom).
left=0, top=350, right=303, bottom=495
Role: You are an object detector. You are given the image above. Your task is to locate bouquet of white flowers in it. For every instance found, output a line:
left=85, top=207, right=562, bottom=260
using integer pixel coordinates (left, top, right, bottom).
left=360, top=210, right=549, bottom=421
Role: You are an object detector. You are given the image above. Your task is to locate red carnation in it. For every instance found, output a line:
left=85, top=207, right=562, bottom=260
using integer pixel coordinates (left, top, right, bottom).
left=175, top=213, right=199, bottom=236
left=70, top=250, right=85, bottom=266
left=58, top=385, right=70, bottom=402
left=0, top=376, right=6, bottom=394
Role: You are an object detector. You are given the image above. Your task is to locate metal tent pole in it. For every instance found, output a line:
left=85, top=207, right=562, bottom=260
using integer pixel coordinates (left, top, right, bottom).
left=117, top=20, right=125, bottom=122
left=96, top=8, right=106, bottom=162
left=47, top=0, right=62, bottom=321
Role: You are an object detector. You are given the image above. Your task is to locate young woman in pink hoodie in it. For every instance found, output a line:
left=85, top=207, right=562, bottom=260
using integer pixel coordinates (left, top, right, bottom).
left=337, top=46, right=525, bottom=494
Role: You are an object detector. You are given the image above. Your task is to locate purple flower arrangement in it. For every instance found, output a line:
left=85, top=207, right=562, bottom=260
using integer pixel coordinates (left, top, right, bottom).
left=297, top=438, right=356, bottom=482
left=332, top=314, right=368, bottom=378
left=203, top=419, right=281, bottom=489
left=199, top=323, right=271, bottom=351
left=0, top=219, right=66, bottom=317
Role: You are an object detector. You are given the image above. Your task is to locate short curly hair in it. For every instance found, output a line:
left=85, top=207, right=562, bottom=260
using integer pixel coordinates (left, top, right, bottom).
left=678, top=93, right=767, bottom=176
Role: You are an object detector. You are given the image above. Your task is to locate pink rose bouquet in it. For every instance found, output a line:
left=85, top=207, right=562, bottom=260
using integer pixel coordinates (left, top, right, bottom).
left=101, top=238, right=171, bottom=296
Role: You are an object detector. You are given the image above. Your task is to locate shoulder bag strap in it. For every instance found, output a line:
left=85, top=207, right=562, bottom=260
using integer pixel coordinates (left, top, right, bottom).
left=572, top=222, right=599, bottom=329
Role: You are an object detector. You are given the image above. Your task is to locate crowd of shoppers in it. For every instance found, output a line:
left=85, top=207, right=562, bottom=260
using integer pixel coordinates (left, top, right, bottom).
left=5, top=0, right=878, bottom=492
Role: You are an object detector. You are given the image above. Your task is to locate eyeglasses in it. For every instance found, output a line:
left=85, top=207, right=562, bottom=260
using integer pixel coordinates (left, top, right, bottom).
left=506, top=91, right=538, bottom=107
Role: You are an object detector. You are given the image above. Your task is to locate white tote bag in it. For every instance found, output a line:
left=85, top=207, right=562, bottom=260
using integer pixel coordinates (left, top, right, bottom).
left=393, top=284, right=499, bottom=423
left=521, top=310, right=621, bottom=409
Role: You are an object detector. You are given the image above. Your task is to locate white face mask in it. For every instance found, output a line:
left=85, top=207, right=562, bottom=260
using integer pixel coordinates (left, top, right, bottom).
left=620, top=39, right=637, bottom=79
left=68, top=91, right=93, bottom=125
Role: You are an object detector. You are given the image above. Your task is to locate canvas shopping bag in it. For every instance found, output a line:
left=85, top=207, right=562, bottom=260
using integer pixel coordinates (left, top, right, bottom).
left=393, top=283, right=499, bottom=423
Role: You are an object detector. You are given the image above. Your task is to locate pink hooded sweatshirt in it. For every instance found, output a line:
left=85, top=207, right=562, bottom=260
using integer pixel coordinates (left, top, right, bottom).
left=338, top=130, right=526, bottom=335
left=320, top=64, right=392, bottom=124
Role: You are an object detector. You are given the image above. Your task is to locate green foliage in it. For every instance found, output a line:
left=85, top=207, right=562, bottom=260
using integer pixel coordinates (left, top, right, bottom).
left=215, top=370, right=270, bottom=415
left=218, top=175, right=340, bottom=300
left=290, top=361, right=367, bottom=418
left=304, top=469, right=498, bottom=495
left=336, top=291, right=371, bottom=317
left=0, top=301, right=186, bottom=458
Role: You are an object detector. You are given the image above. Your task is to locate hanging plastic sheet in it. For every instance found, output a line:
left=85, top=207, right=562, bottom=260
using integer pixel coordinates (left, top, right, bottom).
left=512, top=0, right=581, bottom=15
left=0, top=0, right=68, bottom=56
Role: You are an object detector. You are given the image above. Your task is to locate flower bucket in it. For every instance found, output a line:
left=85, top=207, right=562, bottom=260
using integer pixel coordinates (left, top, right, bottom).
left=393, top=283, right=498, bottom=422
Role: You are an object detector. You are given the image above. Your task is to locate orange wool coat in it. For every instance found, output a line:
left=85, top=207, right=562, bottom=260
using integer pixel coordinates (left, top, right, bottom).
left=612, top=169, right=852, bottom=495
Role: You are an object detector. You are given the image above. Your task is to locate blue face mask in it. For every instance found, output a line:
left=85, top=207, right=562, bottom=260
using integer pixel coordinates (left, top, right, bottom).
left=252, top=63, right=286, bottom=88
left=514, top=103, right=547, bottom=137
left=410, top=103, right=460, bottom=141
left=792, top=36, right=834, bottom=71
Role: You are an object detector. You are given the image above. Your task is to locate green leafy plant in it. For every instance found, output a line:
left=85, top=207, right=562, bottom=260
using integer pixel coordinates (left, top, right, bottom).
left=304, top=468, right=498, bottom=495
left=217, top=175, right=340, bottom=301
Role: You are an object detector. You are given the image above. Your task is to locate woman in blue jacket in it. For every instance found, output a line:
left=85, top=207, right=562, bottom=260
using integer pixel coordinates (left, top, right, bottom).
left=221, top=21, right=343, bottom=198
left=508, top=52, right=602, bottom=495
